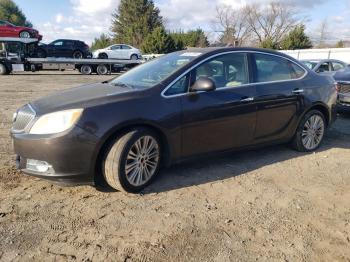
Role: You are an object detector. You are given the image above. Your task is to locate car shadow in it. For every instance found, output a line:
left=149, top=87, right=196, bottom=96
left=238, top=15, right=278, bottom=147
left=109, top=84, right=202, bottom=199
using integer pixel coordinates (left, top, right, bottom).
left=96, top=116, right=350, bottom=194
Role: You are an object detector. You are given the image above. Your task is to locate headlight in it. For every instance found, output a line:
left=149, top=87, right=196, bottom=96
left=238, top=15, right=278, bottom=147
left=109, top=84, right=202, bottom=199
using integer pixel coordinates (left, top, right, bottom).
left=29, top=109, right=83, bottom=135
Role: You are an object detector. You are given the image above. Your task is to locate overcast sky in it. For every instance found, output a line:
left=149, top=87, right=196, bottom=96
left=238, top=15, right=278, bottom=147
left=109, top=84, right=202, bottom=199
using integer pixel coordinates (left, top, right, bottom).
left=13, top=0, right=350, bottom=45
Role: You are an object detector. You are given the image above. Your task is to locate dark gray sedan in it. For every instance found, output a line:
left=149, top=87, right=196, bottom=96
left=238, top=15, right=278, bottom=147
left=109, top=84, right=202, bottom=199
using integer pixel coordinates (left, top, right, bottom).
left=11, top=48, right=338, bottom=193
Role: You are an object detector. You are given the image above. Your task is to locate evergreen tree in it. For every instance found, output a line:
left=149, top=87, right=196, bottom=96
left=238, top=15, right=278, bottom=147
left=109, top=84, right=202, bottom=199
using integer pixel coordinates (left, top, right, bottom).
left=111, top=0, right=162, bottom=47
left=141, top=26, right=175, bottom=54
left=91, top=34, right=112, bottom=51
left=0, top=0, right=32, bottom=27
left=281, top=24, right=312, bottom=50
left=184, top=29, right=209, bottom=47
left=335, top=40, right=345, bottom=48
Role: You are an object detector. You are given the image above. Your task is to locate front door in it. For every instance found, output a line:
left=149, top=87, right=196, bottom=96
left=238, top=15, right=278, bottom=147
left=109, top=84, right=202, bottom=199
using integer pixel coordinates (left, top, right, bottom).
left=180, top=52, right=257, bottom=157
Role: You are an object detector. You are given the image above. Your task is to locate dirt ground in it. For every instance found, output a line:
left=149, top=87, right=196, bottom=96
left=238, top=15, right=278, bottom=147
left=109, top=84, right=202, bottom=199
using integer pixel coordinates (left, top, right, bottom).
left=0, top=71, right=350, bottom=262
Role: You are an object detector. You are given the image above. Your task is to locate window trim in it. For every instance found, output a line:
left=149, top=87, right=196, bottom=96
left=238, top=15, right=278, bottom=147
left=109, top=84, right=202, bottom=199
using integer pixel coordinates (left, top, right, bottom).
left=161, top=50, right=308, bottom=99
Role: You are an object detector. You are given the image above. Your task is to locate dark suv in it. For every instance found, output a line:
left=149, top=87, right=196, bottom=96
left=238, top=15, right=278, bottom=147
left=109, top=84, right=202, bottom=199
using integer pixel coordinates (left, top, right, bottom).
left=36, top=39, right=91, bottom=59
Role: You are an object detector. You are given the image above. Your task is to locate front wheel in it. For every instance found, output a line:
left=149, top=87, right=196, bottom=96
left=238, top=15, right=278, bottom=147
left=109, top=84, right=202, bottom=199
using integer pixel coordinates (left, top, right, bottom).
left=130, top=54, right=138, bottom=60
left=19, top=31, right=31, bottom=38
left=103, top=129, right=161, bottom=193
left=292, top=110, right=326, bottom=152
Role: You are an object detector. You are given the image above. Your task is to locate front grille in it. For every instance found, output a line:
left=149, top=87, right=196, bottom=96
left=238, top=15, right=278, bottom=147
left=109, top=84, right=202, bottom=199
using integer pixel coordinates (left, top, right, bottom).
left=12, top=104, right=36, bottom=132
left=339, top=82, right=350, bottom=94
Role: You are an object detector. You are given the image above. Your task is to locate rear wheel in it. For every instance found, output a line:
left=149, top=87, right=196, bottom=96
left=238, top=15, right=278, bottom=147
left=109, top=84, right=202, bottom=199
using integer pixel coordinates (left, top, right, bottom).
left=292, top=110, right=326, bottom=152
left=80, top=65, right=92, bottom=75
left=19, top=31, right=31, bottom=38
left=98, top=53, right=108, bottom=59
left=0, top=63, right=8, bottom=75
left=103, top=128, right=161, bottom=193
left=97, top=64, right=108, bottom=75
left=73, top=50, right=83, bottom=59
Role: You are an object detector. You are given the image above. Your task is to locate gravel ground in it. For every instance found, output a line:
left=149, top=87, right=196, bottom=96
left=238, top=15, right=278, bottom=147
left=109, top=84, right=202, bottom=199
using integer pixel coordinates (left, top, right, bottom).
left=0, top=71, right=350, bottom=261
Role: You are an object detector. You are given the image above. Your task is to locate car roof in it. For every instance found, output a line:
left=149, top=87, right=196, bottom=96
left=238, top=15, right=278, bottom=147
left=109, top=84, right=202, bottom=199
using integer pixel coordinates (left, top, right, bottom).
left=179, top=47, right=302, bottom=63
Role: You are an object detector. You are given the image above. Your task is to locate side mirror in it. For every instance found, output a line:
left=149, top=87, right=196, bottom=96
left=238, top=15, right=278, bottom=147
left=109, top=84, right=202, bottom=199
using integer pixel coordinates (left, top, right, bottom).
left=190, top=77, right=216, bottom=92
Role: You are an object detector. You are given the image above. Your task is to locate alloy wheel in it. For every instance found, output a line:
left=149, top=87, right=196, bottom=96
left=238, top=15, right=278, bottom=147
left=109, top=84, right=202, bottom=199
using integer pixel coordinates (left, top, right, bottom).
left=124, top=136, right=159, bottom=187
left=301, top=115, right=325, bottom=150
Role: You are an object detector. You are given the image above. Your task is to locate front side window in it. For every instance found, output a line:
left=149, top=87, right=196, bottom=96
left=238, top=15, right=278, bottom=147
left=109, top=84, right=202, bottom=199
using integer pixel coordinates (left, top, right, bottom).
left=0, top=20, right=5, bottom=26
left=194, top=53, right=249, bottom=88
left=53, top=41, right=63, bottom=46
left=111, top=45, right=121, bottom=50
left=164, top=75, right=189, bottom=96
left=317, top=62, right=331, bottom=73
left=254, top=53, right=305, bottom=82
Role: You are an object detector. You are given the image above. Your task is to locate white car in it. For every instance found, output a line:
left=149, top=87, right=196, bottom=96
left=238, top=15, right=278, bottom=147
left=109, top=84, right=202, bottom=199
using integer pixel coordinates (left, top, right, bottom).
left=93, top=44, right=142, bottom=60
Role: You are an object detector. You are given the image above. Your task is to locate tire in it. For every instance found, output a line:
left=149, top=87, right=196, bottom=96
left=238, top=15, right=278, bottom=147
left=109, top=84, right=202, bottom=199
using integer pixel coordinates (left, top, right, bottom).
left=103, top=128, right=161, bottom=193
left=73, top=50, right=83, bottom=59
left=19, top=31, right=31, bottom=38
left=80, top=65, right=92, bottom=75
left=292, top=110, right=326, bottom=152
left=130, top=54, right=138, bottom=60
left=0, top=63, right=8, bottom=75
left=97, top=64, right=108, bottom=75
left=98, top=53, right=108, bottom=59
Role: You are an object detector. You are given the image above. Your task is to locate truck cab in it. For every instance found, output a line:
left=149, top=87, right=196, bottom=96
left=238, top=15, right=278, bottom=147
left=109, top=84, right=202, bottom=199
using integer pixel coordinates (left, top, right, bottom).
left=0, top=37, right=40, bottom=74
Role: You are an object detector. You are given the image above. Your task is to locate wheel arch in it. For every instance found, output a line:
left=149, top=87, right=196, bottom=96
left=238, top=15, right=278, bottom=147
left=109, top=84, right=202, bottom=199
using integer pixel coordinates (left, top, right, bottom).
left=296, top=102, right=330, bottom=131
left=93, top=122, right=171, bottom=185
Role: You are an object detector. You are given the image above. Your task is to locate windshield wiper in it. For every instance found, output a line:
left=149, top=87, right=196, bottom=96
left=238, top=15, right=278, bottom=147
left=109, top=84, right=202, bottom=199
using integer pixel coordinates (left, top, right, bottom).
left=112, top=82, right=133, bottom=88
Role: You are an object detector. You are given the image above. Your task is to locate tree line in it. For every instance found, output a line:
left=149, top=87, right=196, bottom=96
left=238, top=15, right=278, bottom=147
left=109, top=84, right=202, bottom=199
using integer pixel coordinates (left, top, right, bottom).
left=0, top=0, right=346, bottom=53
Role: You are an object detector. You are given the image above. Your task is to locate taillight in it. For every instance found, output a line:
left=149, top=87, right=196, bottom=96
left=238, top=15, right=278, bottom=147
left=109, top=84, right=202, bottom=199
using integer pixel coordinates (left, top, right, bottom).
left=335, top=82, right=340, bottom=93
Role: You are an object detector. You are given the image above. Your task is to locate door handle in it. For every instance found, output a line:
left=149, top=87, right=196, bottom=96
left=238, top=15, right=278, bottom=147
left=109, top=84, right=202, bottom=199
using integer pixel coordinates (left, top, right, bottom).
left=241, top=97, right=254, bottom=102
left=292, top=89, right=304, bottom=94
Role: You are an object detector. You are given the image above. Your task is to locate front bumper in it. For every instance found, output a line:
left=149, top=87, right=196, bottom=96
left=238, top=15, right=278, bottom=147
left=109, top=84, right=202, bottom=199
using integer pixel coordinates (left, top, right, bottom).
left=11, top=125, right=99, bottom=185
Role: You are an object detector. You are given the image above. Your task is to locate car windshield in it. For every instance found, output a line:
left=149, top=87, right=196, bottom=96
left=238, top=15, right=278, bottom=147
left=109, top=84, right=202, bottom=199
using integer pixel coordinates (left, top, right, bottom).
left=301, top=61, right=319, bottom=70
left=110, top=51, right=202, bottom=89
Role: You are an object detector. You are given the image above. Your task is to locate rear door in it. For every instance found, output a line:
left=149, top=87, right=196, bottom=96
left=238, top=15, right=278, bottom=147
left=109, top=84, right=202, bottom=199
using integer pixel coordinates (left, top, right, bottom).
left=251, top=53, right=307, bottom=143
left=178, top=52, right=257, bottom=157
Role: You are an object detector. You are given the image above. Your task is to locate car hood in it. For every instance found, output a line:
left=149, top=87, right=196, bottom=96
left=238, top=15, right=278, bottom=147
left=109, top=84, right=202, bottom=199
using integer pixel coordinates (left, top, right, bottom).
left=30, top=82, right=137, bottom=115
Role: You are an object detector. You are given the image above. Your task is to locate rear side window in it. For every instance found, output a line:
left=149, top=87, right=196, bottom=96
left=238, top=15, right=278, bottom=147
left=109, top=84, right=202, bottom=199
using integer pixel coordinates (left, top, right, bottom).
left=332, top=62, right=345, bottom=71
left=122, top=45, right=132, bottom=49
left=253, top=53, right=305, bottom=83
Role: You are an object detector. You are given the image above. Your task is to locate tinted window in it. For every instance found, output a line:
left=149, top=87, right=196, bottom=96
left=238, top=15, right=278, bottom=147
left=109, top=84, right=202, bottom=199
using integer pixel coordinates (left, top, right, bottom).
left=164, top=75, right=189, bottom=96
left=0, top=20, right=5, bottom=26
left=111, top=45, right=121, bottom=50
left=317, top=62, right=331, bottom=73
left=194, top=53, right=248, bottom=88
left=53, top=41, right=63, bottom=46
left=254, top=53, right=305, bottom=82
left=64, top=41, right=74, bottom=47
left=122, top=45, right=132, bottom=49
left=332, top=62, right=345, bottom=71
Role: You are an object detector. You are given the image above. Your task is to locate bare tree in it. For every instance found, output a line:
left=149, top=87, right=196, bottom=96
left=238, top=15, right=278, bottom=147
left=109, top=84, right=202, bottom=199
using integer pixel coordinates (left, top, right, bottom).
left=245, top=1, right=299, bottom=47
left=317, top=18, right=329, bottom=48
left=214, top=5, right=251, bottom=47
